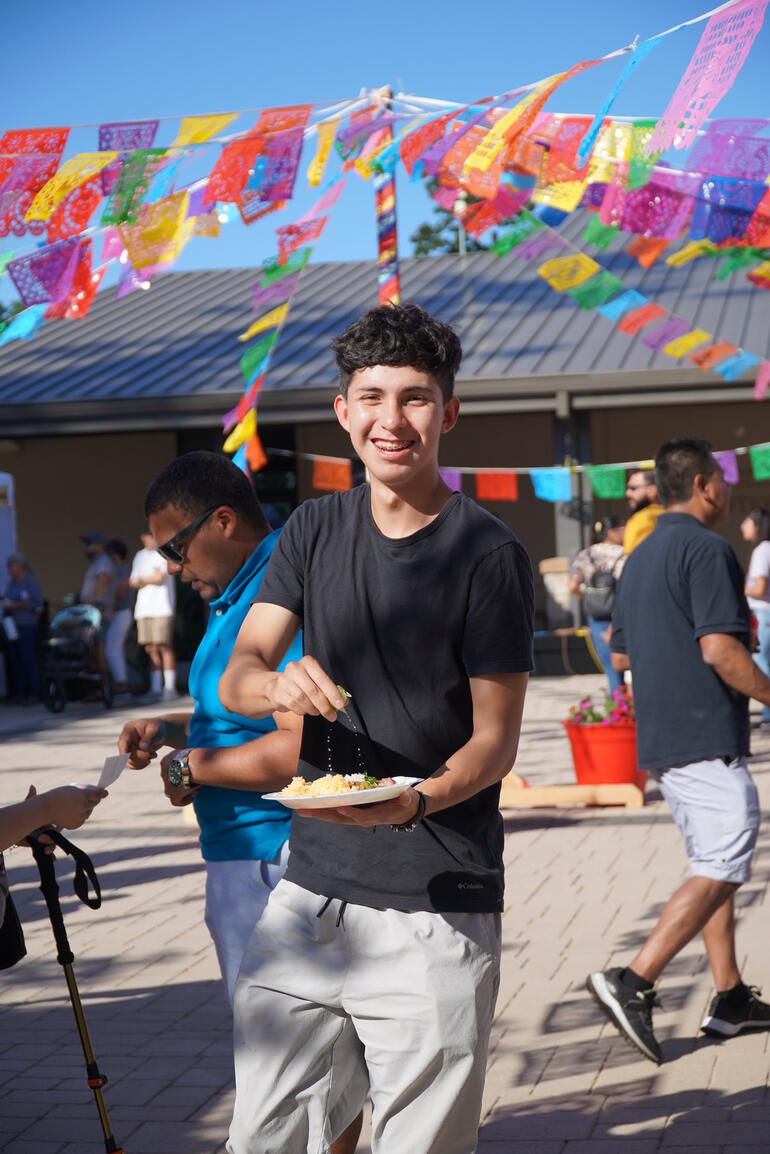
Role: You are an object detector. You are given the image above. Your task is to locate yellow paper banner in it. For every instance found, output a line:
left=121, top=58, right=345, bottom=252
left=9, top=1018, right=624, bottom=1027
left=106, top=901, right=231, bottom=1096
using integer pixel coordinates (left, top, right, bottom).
left=532, top=178, right=587, bottom=213
left=586, top=122, right=631, bottom=185
left=665, top=240, right=717, bottom=267
left=25, top=153, right=118, bottom=222
left=538, top=253, right=601, bottom=292
left=172, top=114, right=237, bottom=147
left=307, top=119, right=338, bottom=187
left=663, top=328, right=712, bottom=358
left=464, top=83, right=553, bottom=175
left=237, top=303, right=290, bottom=343
left=118, top=191, right=193, bottom=268
left=223, top=407, right=256, bottom=454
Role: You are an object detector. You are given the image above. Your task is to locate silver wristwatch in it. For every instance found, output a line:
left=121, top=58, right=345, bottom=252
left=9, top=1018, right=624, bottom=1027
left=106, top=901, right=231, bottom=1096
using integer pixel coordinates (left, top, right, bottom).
left=167, top=748, right=194, bottom=790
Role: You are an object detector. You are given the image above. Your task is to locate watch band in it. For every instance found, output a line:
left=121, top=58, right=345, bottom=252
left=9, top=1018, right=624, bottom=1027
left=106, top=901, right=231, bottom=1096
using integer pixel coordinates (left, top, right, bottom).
left=168, top=748, right=193, bottom=789
left=390, top=789, right=427, bottom=833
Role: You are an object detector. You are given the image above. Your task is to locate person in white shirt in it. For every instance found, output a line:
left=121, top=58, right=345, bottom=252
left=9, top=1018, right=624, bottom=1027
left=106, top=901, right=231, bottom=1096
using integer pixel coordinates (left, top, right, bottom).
left=741, top=508, right=770, bottom=727
left=129, top=529, right=177, bottom=698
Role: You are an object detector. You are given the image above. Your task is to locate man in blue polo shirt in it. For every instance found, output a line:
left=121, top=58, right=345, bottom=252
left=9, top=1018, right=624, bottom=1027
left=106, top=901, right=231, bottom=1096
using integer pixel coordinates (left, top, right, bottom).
left=118, top=451, right=303, bottom=998
left=119, top=451, right=362, bottom=1154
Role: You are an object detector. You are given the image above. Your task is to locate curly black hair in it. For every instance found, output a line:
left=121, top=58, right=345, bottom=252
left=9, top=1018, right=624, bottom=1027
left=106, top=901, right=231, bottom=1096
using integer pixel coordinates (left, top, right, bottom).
left=331, top=303, right=462, bottom=402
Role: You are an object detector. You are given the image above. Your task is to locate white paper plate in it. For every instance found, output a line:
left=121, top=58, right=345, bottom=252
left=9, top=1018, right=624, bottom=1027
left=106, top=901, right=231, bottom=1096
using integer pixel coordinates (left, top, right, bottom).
left=265, top=775, right=421, bottom=810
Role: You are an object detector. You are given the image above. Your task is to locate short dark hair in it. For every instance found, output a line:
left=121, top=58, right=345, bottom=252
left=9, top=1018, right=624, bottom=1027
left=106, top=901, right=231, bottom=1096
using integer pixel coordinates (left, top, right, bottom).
left=628, top=468, right=656, bottom=486
left=106, top=538, right=127, bottom=560
left=746, top=507, right=770, bottom=542
left=144, top=451, right=268, bottom=531
left=331, top=303, right=462, bottom=402
left=655, top=437, right=719, bottom=507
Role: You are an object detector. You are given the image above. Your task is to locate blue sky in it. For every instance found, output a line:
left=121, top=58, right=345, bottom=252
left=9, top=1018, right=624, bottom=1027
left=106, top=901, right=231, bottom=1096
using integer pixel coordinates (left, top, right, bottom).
left=1, top=0, right=767, bottom=288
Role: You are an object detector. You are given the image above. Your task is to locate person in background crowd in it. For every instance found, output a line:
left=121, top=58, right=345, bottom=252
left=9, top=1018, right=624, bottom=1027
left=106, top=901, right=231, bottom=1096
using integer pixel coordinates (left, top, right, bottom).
left=3, top=553, right=43, bottom=704
left=741, top=507, right=770, bottom=730
left=568, top=517, right=626, bottom=694
left=105, top=539, right=134, bottom=696
left=588, top=437, right=770, bottom=1065
left=624, top=469, right=664, bottom=554
left=80, top=531, right=117, bottom=626
left=129, top=528, right=177, bottom=699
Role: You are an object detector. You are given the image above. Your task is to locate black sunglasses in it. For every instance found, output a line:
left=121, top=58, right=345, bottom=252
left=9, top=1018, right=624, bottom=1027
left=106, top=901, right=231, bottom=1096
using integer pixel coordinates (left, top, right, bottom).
left=156, top=507, right=217, bottom=564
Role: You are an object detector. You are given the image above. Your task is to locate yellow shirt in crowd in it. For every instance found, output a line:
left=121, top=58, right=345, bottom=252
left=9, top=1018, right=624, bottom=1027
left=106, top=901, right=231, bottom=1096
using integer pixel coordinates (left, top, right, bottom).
left=624, top=504, right=664, bottom=554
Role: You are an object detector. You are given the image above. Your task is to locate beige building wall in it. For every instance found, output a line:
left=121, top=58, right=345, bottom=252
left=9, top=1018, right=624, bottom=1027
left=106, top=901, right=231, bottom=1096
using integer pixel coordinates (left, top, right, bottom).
left=0, top=432, right=177, bottom=610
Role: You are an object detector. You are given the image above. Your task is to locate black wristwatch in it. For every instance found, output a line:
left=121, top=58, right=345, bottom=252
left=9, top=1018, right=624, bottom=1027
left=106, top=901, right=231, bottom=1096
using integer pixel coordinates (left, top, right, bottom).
left=167, top=748, right=194, bottom=790
left=391, top=789, right=427, bottom=833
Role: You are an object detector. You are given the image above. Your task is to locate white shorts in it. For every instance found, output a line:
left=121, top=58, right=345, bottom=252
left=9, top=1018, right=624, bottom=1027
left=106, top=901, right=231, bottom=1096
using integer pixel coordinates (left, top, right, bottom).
left=654, top=757, right=760, bottom=884
left=204, top=841, right=289, bottom=1005
left=227, top=879, right=501, bottom=1154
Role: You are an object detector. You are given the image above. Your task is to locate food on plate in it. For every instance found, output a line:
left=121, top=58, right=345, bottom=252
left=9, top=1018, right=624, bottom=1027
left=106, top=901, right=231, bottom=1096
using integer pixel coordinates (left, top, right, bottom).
left=280, top=773, right=395, bottom=798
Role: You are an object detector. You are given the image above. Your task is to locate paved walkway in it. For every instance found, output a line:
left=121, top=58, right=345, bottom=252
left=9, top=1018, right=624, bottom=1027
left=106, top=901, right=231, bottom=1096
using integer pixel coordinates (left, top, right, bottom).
left=1, top=676, right=769, bottom=1153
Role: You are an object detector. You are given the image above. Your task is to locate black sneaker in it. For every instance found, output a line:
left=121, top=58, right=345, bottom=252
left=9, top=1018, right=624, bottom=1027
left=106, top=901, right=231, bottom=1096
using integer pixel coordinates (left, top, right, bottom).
left=587, top=968, right=662, bottom=1065
left=701, top=985, right=770, bottom=1038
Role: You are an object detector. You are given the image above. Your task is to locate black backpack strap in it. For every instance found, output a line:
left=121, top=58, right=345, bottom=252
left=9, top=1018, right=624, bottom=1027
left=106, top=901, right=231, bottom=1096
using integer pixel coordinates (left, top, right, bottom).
left=37, top=828, right=102, bottom=909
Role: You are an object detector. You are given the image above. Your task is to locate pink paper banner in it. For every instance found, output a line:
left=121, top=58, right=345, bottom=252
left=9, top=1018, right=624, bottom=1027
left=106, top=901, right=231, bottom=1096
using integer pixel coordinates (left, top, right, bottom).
left=648, top=0, right=770, bottom=154
left=755, top=360, right=770, bottom=401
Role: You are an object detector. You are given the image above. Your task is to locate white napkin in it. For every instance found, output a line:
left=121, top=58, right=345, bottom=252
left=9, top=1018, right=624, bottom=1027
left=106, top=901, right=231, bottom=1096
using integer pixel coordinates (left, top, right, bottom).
left=97, top=754, right=130, bottom=790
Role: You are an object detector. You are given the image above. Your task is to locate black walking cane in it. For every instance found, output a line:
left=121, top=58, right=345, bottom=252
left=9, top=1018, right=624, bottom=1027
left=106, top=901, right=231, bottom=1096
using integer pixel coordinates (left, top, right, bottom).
left=27, top=829, right=125, bottom=1154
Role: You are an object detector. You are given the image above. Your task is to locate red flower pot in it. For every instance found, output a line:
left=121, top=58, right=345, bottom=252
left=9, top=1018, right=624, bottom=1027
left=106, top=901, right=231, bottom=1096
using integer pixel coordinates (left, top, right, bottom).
left=563, top=720, right=647, bottom=791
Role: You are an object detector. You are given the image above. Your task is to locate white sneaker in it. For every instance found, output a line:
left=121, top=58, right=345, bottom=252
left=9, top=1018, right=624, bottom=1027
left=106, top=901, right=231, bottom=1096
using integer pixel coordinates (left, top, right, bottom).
left=162, top=686, right=180, bottom=700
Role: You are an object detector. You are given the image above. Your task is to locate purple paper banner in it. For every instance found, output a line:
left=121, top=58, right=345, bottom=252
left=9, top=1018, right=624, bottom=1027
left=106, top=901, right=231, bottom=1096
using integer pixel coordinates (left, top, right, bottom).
left=642, top=316, right=692, bottom=351
left=252, top=271, right=302, bottom=313
left=714, top=449, right=740, bottom=484
left=439, top=468, right=463, bottom=493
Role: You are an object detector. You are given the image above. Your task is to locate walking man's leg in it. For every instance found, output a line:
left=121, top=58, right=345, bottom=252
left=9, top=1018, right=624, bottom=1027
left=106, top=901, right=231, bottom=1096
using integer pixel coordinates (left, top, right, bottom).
left=588, top=757, right=768, bottom=1062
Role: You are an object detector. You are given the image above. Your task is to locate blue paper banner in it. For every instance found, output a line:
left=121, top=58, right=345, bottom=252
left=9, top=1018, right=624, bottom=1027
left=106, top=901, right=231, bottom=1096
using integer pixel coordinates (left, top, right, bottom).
left=0, top=304, right=47, bottom=347
left=530, top=467, right=572, bottom=502
left=598, top=288, right=648, bottom=322
left=577, top=36, right=664, bottom=165
left=714, top=351, right=760, bottom=381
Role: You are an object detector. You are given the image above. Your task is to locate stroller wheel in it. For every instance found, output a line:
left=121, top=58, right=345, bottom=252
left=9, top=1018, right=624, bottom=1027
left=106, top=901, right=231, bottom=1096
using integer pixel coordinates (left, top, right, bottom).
left=42, top=677, right=66, bottom=713
left=101, top=672, right=114, bottom=710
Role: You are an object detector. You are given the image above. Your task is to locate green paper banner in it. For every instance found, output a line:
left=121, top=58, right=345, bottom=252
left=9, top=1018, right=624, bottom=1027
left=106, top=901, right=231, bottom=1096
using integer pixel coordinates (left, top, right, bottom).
left=568, top=270, right=624, bottom=310
left=749, top=444, right=770, bottom=481
left=587, top=465, right=627, bottom=499
left=240, top=330, right=278, bottom=383
left=491, top=211, right=543, bottom=257
left=582, top=215, right=618, bottom=251
left=259, top=246, right=312, bottom=287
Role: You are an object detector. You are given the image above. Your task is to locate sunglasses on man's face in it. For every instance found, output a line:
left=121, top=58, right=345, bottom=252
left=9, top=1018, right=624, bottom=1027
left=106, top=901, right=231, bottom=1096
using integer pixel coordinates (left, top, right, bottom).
left=156, top=508, right=217, bottom=564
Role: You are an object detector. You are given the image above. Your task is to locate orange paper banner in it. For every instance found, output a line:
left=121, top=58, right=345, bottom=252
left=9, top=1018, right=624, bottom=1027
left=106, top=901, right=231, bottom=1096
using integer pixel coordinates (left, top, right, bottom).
left=312, top=458, right=353, bottom=492
left=475, top=472, right=519, bottom=502
left=617, top=303, right=667, bottom=335
left=689, top=340, right=737, bottom=370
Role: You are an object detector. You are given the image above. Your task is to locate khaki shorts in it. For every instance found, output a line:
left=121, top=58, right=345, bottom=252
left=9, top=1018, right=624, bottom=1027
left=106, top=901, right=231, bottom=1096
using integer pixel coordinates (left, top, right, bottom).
left=136, top=616, right=174, bottom=646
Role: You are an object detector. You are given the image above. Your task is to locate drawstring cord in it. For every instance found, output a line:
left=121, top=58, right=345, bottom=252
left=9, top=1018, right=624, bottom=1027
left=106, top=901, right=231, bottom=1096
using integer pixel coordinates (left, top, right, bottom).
left=316, top=896, right=348, bottom=927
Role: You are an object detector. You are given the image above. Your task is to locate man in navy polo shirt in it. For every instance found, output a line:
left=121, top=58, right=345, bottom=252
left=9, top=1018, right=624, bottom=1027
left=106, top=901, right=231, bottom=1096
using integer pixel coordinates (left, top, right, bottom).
left=119, top=452, right=363, bottom=1154
left=588, top=437, right=770, bottom=1065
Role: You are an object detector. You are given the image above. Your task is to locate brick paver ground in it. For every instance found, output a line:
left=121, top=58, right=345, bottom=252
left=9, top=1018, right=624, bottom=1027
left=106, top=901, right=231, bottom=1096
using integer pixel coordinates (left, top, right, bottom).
left=1, top=674, right=768, bottom=1152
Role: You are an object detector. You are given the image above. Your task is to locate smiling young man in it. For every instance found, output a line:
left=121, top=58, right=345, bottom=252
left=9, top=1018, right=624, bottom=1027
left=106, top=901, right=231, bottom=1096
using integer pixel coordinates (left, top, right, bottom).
left=219, top=304, right=535, bottom=1154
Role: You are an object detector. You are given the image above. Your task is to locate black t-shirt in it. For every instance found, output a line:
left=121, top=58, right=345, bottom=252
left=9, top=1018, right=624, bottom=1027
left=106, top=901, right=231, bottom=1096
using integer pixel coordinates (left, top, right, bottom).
left=254, top=485, right=534, bottom=913
left=611, top=512, right=750, bottom=772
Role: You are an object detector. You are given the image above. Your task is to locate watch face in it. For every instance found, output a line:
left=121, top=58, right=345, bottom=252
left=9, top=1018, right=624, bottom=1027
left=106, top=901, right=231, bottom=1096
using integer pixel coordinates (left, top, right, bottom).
left=167, top=759, right=183, bottom=787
